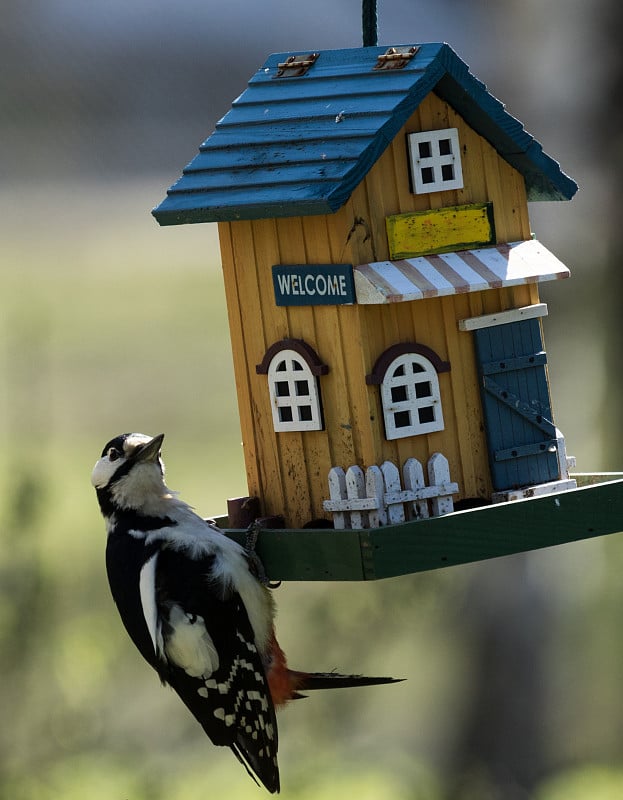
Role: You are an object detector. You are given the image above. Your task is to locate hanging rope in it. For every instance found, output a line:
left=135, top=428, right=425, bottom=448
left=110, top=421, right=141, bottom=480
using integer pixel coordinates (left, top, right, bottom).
left=362, top=0, right=378, bottom=47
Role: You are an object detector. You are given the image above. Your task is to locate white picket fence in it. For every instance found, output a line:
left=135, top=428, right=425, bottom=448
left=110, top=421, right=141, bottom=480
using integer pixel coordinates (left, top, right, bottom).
left=322, top=453, right=459, bottom=530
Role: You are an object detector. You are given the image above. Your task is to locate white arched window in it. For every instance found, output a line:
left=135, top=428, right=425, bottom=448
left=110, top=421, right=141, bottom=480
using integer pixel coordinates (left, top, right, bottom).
left=257, top=340, right=327, bottom=433
left=367, top=344, right=450, bottom=440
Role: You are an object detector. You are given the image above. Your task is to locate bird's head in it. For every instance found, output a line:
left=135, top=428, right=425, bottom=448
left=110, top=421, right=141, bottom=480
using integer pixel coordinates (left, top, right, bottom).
left=91, top=432, right=169, bottom=516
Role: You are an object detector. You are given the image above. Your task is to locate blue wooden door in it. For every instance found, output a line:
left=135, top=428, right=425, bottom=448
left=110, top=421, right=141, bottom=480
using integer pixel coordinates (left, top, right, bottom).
left=473, top=318, right=560, bottom=491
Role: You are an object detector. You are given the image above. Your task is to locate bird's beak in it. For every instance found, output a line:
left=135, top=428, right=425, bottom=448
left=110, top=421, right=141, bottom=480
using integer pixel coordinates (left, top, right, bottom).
left=134, top=433, right=165, bottom=463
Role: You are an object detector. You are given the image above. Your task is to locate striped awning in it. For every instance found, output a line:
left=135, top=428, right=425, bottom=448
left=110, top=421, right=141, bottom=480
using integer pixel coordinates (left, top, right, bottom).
left=353, top=239, right=570, bottom=304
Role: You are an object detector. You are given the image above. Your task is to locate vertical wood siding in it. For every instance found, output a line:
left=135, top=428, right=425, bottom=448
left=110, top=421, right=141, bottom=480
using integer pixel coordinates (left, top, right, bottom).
left=218, top=92, right=542, bottom=527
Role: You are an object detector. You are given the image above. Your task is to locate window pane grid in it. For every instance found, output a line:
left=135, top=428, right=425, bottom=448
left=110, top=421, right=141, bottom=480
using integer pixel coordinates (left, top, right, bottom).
left=381, top=353, right=445, bottom=439
left=408, top=128, right=464, bottom=194
left=267, top=348, right=323, bottom=432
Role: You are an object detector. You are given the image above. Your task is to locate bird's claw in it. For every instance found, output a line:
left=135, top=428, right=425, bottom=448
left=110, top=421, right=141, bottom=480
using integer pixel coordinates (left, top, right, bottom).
left=245, top=520, right=281, bottom=589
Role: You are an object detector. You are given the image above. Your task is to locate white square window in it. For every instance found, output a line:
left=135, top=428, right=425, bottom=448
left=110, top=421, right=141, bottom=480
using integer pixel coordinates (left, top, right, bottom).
left=407, top=128, right=464, bottom=194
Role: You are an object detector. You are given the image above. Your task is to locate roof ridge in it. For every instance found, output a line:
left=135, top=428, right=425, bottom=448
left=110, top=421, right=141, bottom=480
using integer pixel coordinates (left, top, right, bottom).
left=154, top=43, right=577, bottom=226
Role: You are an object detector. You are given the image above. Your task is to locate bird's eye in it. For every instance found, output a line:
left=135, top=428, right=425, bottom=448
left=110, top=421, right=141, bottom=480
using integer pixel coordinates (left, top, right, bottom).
left=108, top=447, right=121, bottom=462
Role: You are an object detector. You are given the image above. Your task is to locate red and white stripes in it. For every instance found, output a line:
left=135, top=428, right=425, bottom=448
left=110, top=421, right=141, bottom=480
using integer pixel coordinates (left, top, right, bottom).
left=354, top=239, right=570, bottom=304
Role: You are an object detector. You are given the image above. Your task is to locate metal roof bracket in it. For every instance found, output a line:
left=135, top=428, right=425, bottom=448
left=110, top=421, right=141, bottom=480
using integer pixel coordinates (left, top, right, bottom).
left=373, top=45, right=419, bottom=70
left=275, top=53, right=320, bottom=78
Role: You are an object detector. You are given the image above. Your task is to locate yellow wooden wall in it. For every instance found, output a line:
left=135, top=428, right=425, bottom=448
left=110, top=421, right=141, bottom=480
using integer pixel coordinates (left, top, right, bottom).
left=218, top=91, right=541, bottom=527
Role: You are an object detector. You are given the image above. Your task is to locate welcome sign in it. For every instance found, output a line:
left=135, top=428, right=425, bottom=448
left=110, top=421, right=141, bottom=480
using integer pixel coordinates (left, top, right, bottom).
left=272, top=264, right=356, bottom=306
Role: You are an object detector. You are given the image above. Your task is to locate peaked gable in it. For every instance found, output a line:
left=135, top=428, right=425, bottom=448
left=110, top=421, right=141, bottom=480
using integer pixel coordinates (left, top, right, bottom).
left=153, top=43, right=577, bottom=226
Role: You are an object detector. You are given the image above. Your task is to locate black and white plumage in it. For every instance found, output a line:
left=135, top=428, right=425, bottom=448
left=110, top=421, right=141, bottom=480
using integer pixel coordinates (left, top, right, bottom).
left=92, top=432, right=400, bottom=793
left=92, top=433, right=279, bottom=791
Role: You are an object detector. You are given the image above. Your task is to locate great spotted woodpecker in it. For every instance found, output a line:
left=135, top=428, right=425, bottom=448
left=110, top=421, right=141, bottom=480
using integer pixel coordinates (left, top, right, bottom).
left=91, top=432, right=399, bottom=793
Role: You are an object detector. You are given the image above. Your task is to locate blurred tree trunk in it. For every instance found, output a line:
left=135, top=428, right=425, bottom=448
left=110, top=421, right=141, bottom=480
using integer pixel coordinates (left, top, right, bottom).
left=600, top=0, right=623, bottom=467
left=447, top=557, right=552, bottom=799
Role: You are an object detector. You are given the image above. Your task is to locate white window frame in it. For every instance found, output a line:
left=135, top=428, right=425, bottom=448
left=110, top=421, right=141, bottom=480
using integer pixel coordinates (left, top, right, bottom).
left=407, top=128, right=464, bottom=194
left=380, top=352, right=445, bottom=439
left=267, top=349, right=323, bottom=432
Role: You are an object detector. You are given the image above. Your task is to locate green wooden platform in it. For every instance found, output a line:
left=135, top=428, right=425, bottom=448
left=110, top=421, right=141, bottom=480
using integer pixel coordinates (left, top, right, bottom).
left=221, top=477, right=623, bottom=581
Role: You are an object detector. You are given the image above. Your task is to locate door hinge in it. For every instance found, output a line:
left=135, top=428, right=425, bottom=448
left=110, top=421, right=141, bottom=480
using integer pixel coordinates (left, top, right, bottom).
left=374, top=46, right=419, bottom=70
left=275, top=53, right=319, bottom=78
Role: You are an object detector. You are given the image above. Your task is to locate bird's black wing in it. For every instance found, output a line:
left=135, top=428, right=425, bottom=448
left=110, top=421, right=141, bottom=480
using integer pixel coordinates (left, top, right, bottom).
left=106, top=531, right=163, bottom=672
left=154, top=545, right=280, bottom=793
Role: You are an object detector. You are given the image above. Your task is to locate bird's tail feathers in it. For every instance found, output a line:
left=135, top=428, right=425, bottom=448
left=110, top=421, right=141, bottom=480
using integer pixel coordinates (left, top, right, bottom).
left=288, top=669, right=402, bottom=693
left=265, top=632, right=402, bottom=707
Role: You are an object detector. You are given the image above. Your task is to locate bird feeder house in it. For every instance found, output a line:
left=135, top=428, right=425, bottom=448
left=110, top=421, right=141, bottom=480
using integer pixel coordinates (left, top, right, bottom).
left=153, top=43, right=623, bottom=580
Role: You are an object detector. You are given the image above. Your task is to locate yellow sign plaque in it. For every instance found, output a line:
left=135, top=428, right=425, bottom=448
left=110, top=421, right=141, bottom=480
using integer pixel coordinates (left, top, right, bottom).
left=386, top=202, right=495, bottom=260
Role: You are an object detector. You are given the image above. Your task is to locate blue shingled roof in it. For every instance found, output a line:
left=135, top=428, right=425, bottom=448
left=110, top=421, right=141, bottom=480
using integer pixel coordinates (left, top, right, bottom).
left=153, top=43, right=577, bottom=226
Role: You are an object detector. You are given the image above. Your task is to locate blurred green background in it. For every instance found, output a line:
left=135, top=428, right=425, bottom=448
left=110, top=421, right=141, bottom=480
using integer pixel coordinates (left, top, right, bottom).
left=2, top=1, right=623, bottom=798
